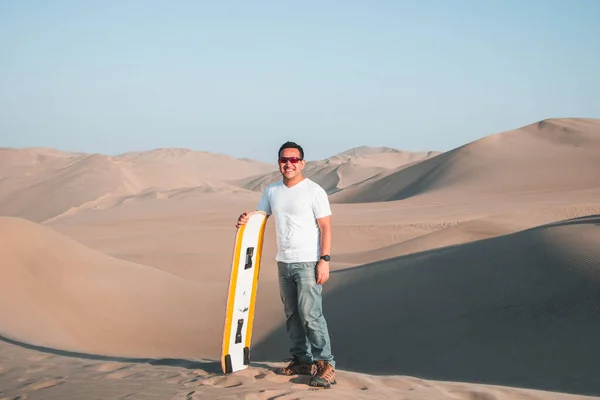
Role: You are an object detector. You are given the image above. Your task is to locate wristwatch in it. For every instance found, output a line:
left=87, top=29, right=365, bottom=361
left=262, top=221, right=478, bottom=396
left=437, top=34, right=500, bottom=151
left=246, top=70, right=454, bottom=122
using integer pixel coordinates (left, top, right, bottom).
left=320, top=255, right=331, bottom=262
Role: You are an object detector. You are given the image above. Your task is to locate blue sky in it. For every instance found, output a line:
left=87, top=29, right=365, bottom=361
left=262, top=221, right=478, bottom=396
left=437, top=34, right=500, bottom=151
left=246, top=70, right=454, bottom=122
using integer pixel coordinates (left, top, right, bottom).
left=1, top=0, right=599, bottom=162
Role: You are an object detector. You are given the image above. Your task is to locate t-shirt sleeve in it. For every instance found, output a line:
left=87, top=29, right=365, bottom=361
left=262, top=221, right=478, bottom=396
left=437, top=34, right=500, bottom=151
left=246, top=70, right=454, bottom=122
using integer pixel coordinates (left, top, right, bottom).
left=256, top=188, right=271, bottom=215
left=312, top=186, right=332, bottom=219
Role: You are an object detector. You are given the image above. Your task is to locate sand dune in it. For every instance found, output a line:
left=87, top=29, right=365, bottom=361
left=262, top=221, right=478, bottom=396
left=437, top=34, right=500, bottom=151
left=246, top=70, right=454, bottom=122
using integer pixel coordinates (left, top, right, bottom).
left=0, top=148, right=85, bottom=216
left=0, top=147, right=276, bottom=222
left=331, top=145, right=408, bottom=157
left=116, top=147, right=276, bottom=186
left=334, top=202, right=600, bottom=266
left=2, top=118, right=600, bottom=399
left=116, top=182, right=253, bottom=203
left=329, top=146, right=439, bottom=163
left=330, top=118, right=600, bottom=203
left=0, top=216, right=223, bottom=360
left=232, top=146, right=439, bottom=193
left=2, top=212, right=599, bottom=398
left=44, top=181, right=256, bottom=222
left=0, top=147, right=84, bottom=175
left=254, top=214, right=600, bottom=396
left=0, top=154, right=134, bottom=222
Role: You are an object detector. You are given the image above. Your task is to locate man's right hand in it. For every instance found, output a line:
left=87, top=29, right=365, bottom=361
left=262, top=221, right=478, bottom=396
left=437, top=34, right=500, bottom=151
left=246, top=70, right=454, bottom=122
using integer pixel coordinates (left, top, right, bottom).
left=236, top=212, right=249, bottom=228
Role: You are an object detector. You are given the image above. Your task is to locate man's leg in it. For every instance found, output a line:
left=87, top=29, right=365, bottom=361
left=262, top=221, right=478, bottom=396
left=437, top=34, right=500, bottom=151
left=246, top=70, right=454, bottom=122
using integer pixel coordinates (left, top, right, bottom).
left=277, top=262, right=312, bottom=365
left=294, top=262, right=335, bottom=367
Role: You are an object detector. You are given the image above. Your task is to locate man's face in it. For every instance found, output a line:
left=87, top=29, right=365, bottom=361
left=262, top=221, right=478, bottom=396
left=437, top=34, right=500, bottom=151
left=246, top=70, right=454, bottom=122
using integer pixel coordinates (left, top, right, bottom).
left=278, top=148, right=305, bottom=179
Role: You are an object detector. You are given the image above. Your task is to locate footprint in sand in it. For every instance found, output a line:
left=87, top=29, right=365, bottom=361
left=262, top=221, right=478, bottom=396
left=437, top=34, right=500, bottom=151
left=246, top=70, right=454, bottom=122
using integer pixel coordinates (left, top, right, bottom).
left=254, top=371, right=269, bottom=380
left=104, top=369, right=143, bottom=380
left=190, top=369, right=209, bottom=376
left=171, top=390, right=198, bottom=400
left=164, top=374, right=191, bottom=384
left=174, top=369, right=210, bottom=385
left=336, top=374, right=374, bottom=391
left=86, top=362, right=139, bottom=379
left=25, top=354, right=53, bottom=362
left=21, top=378, right=65, bottom=391
left=23, top=367, right=52, bottom=374
left=166, top=371, right=203, bottom=386
left=203, top=374, right=254, bottom=388
left=379, top=375, right=429, bottom=391
left=448, top=390, right=499, bottom=400
left=252, top=389, right=297, bottom=400
left=92, top=362, right=133, bottom=373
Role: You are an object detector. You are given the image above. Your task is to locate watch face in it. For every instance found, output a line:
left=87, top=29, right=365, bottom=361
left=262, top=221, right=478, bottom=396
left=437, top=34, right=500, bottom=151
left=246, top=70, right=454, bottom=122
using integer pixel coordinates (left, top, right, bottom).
left=321, top=255, right=330, bottom=261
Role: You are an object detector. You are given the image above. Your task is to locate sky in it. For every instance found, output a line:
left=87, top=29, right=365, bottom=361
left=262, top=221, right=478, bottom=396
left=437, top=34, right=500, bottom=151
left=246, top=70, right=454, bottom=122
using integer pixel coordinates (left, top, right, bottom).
left=1, top=0, right=599, bottom=163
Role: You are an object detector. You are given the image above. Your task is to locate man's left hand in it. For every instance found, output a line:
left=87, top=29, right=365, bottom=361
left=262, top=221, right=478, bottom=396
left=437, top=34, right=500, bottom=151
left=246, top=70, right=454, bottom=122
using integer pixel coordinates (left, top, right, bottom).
left=316, top=260, right=330, bottom=285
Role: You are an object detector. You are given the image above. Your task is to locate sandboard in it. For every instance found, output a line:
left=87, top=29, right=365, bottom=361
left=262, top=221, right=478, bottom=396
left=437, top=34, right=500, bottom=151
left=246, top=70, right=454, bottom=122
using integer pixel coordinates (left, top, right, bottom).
left=221, top=211, right=267, bottom=374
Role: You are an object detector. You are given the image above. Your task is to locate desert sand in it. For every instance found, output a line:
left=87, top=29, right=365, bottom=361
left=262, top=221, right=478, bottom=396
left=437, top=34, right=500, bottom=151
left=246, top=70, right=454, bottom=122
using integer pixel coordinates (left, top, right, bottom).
left=1, top=118, right=600, bottom=399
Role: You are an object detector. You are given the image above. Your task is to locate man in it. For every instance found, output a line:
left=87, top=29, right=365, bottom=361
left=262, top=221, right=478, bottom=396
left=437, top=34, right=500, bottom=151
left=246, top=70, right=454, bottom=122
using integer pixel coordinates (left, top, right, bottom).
left=236, top=141, right=336, bottom=388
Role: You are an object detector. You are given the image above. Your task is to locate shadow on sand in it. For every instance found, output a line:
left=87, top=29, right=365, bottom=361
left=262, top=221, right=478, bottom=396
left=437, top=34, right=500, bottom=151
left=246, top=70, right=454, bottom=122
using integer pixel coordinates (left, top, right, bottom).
left=0, top=334, right=225, bottom=374
left=0, top=333, right=280, bottom=376
left=252, top=215, right=600, bottom=397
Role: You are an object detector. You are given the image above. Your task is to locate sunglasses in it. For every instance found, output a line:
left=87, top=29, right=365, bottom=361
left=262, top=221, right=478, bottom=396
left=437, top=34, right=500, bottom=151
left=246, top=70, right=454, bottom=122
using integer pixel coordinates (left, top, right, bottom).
left=279, top=157, right=302, bottom=164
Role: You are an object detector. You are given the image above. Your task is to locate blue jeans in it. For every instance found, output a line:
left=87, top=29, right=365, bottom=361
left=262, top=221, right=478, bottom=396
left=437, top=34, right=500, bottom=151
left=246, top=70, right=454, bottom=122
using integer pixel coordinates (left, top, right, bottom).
left=277, top=261, right=335, bottom=367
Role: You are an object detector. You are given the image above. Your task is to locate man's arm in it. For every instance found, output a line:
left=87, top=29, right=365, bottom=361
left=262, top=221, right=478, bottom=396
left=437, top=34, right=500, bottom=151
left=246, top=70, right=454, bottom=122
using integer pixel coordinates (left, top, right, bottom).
left=317, top=215, right=332, bottom=257
left=316, top=215, right=332, bottom=284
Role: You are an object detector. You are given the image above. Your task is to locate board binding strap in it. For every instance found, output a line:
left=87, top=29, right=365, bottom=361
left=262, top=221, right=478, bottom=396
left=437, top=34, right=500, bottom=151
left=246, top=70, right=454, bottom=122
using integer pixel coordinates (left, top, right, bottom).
left=221, top=211, right=267, bottom=374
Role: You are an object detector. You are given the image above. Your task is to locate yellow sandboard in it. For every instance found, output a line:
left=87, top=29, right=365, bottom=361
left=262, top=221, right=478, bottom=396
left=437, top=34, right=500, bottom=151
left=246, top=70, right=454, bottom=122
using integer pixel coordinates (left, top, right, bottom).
left=221, top=211, right=267, bottom=374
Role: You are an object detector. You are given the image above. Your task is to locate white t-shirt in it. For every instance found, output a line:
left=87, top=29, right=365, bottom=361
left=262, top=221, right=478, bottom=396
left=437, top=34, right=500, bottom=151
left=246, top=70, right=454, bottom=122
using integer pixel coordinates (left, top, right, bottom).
left=257, top=178, right=331, bottom=263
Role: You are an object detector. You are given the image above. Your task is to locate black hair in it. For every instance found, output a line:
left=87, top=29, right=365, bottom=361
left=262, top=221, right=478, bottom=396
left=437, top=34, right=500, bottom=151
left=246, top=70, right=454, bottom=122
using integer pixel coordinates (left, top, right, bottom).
left=278, top=141, right=304, bottom=159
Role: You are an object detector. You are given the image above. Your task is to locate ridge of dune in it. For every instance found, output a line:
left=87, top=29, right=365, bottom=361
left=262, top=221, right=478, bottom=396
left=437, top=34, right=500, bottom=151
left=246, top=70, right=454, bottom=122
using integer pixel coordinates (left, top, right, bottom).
left=106, top=181, right=255, bottom=209
left=332, top=145, right=401, bottom=157
left=330, top=118, right=600, bottom=203
left=0, top=148, right=86, bottom=199
left=330, top=145, right=440, bottom=161
left=0, top=154, right=135, bottom=222
left=254, top=213, right=600, bottom=396
left=44, top=180, right=254, bottom=223
left=0, top=216, right=224, bottom=359
left=330, top=145, right=403, bottom=157
left=0, top=147, right=84, bottom=170
left=231, top=148, right=439, bottom=193
left=0, top=146, right=277, bottom=222
left=115, top=147, right=276, bottom=183
left=335, top=202, right=600, bottom=266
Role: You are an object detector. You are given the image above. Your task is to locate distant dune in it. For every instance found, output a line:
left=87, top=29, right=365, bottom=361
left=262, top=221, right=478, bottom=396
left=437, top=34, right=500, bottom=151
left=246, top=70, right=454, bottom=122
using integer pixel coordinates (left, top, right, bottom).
left=0, top=147, right=276, bottom=222
left=330, top=145, right=427, bottom=158
left=3, top=119, right=599, bottom=222
left=330, top=118, right=600, bottom=203
left=0, top=147, right=84, bottom=174
left=231, top=146, right=440, bottom=193
left=116, top=147, right=276, bottom=186
left=0, top=153, right=135, bottom=222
